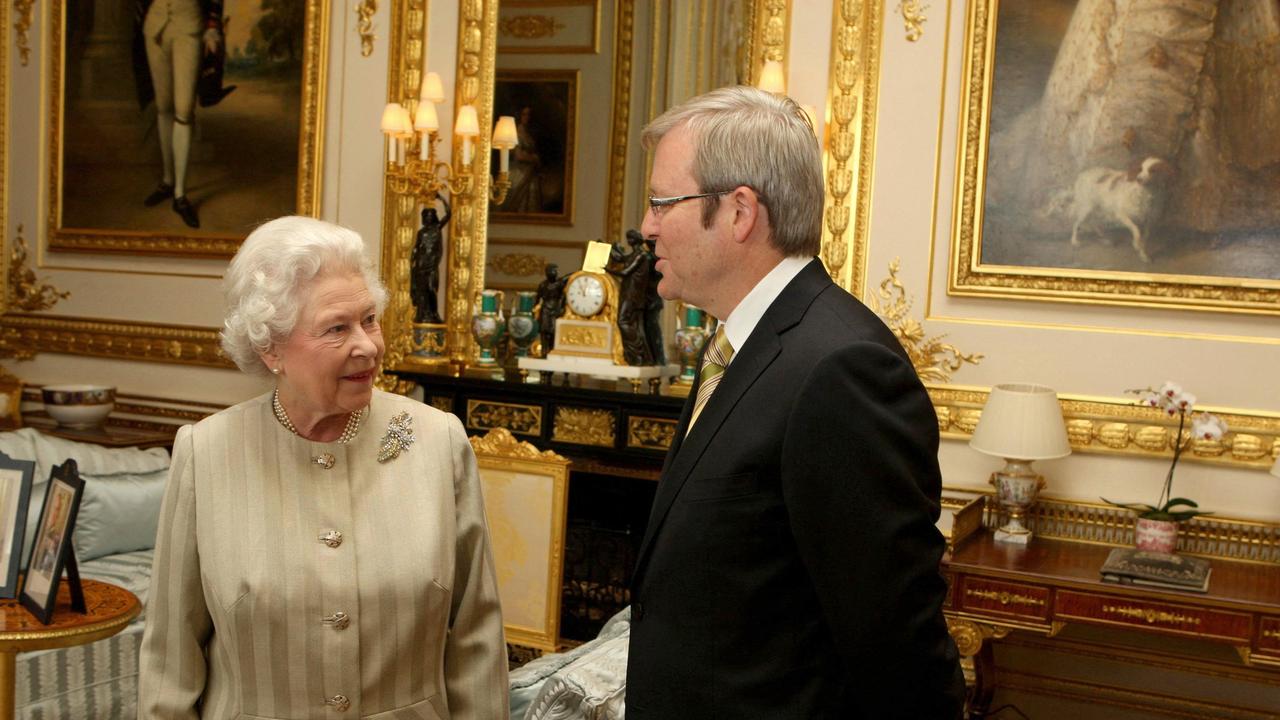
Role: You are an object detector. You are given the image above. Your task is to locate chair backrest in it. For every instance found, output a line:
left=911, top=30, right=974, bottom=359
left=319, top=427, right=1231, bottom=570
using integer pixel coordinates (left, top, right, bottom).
left=469, top=428, right=571, bottom=652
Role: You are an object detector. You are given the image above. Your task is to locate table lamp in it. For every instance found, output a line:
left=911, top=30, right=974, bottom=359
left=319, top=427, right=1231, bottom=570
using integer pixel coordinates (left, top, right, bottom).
left=970, top=383, right=1071, bottom=545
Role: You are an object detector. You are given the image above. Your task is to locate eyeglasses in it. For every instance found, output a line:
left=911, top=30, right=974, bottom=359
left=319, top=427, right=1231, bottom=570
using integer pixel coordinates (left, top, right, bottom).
left=646, top=190, right=731, bottom=215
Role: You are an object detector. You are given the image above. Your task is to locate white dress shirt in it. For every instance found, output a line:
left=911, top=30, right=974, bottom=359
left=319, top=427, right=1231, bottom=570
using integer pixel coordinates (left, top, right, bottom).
left=719, top=255, right=813, bottom=364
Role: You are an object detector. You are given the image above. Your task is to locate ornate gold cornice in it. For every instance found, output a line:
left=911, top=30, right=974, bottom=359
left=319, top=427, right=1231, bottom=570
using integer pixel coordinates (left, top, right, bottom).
left=469, top=427, right=568, bottom=462
left=929, top=386, right=1280, bottom=472
left=0, top=315, right=230, bottom=367
left=357, top=0, right=378, bottom=57
left=821, top=0, right=881, bottom=299
left=869, top=259, right=981, bottom=383
left=603, top=0, right=635, bottom=244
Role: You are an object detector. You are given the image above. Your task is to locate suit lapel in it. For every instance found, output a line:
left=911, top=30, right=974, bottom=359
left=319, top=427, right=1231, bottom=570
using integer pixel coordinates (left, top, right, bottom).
left=634, top=259, right=832, bottom=577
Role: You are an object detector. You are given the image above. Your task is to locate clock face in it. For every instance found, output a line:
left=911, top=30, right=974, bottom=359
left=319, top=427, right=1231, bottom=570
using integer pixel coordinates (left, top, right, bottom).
left=566, top=274, right=607, bottom=317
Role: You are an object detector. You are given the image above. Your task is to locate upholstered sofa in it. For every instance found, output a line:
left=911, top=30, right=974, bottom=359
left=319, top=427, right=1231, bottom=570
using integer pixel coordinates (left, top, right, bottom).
left=509, top=607, right=631, bottom=720
left=0, top=428, right=168, bottom=719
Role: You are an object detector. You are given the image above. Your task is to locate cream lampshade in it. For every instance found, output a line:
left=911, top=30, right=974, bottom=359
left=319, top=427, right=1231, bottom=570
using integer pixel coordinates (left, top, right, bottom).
left=758, top=60, right=786, bottom=94
left=970, top=383, right=1071, bottom=545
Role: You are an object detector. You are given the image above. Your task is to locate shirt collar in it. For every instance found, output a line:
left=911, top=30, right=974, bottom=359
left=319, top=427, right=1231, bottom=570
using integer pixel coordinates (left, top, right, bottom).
left=719, top=255, right=812, bottom=360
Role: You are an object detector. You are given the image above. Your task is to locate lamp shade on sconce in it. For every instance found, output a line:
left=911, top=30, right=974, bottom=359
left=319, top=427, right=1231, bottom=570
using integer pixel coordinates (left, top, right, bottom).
left=380, top=103, right=406, bottom=134
left=758, top=60, right=786, bottom=94
left=454, top=105, right=480, bottom=137
left=492, top=116, right=518, bottom=149
left=414, top=102, right=439, bottom=132
left=970, top=383, right=1071, bottom=461
left=420, top=72, right=446, bottom=103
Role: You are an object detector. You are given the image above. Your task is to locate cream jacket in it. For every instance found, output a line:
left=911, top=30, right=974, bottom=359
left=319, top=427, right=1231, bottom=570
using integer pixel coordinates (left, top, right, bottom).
left=139, top=390, right=509, bottom=719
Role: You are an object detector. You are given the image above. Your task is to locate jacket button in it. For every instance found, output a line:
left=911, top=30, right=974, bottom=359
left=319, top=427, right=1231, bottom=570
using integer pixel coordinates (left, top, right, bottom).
left=322, top=611, right=350, bottom=630
left=325, top=694, right=350, bottom=712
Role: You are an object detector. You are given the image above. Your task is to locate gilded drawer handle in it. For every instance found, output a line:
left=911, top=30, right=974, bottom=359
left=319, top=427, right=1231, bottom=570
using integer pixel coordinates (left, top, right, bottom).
left=965, top=588, right=1045, bottom=608
left=1102, top=604, right=1201, bottom=626
left=1264, top=629, right=1280, bottom=641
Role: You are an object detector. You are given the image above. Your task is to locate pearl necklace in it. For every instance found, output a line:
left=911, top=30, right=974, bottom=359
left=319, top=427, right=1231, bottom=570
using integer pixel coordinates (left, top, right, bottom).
left=272, top=389, right=367, bottom=444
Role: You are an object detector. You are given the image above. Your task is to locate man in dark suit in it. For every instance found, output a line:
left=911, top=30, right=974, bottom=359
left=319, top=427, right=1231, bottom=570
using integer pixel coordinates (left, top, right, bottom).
left=626, top=85, right=965, bottom=719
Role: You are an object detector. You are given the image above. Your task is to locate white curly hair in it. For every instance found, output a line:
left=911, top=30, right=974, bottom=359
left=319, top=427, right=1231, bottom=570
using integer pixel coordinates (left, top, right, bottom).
left=220, top=216, right=388, bottom=375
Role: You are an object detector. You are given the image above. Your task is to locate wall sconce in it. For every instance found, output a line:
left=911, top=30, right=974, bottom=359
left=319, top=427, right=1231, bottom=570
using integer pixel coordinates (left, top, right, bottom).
left=381, top=71, right=514, bottom=205
left=970, top=383, right=1072, bottom=545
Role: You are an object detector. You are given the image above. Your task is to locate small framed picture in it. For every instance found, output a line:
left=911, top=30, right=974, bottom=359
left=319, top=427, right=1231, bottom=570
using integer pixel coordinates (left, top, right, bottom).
left=0, top=452, right=35, bottom=598
left=21, top=460, right=85, bottom=624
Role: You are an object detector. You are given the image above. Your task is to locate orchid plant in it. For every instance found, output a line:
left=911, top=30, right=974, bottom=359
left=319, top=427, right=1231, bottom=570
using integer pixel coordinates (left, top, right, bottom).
left=1102, top=381, right=1225, bottom=522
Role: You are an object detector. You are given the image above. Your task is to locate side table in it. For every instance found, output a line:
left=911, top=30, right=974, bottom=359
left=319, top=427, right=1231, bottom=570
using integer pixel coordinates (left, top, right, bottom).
left=0, top=579, right=141, bottom=720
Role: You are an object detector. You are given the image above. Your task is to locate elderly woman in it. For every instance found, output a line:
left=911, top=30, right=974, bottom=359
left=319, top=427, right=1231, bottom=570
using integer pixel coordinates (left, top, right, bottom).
left=139, top=216, right=509, bottom=719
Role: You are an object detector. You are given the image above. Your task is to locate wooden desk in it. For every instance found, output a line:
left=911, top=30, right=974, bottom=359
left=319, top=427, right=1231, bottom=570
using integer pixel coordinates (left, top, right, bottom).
left=0, top=579, right=141, bottom=720
left=943, top=531, right=1280, bottom=717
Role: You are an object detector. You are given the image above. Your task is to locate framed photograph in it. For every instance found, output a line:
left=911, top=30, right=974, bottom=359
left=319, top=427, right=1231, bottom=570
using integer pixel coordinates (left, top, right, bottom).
left=0, top=452, right=35, bottom=599
left=48, top=0, right=328, bottom=258
left=21, top=460, right=85, bottom=624
left=491, top=70, right=579, bottom=226
left=949, top=0, right=1280, bottom=314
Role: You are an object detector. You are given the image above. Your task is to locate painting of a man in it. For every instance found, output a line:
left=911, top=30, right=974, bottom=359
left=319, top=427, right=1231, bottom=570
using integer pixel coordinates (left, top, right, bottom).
left=59, top=0, right=310, bottom=240
left=979, top=0, right=1280, bottom=280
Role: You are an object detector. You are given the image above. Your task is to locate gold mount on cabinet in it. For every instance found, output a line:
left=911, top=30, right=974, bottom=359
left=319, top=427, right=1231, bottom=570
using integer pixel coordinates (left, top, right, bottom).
left=868, top=259, right=982, bottom=384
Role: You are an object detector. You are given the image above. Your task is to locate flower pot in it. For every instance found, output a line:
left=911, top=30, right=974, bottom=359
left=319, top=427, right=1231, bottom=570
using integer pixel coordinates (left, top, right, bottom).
left=1134, top=517, right=1179, bottom=554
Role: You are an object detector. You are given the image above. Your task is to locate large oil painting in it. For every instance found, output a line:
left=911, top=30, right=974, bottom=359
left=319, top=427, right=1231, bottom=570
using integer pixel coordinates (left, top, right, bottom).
left=51, top=0, right=325, bottom=257
left=950, top=0, right=1280, bottom=313
left=490, top=70, right=578, bottom=226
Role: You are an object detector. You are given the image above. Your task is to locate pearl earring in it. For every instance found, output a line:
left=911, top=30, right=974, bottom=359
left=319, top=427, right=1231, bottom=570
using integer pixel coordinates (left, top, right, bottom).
left=271, top=366, right=281, bottom=375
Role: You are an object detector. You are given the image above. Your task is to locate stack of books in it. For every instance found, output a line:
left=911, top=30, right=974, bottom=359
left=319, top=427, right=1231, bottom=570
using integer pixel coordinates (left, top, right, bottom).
left=1100, top=547, right=1212, bottom=593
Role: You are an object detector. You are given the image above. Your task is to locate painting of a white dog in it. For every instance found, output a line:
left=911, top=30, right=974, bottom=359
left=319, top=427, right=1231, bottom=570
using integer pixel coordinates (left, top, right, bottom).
left=1066, top=157, right=1174, bottom=263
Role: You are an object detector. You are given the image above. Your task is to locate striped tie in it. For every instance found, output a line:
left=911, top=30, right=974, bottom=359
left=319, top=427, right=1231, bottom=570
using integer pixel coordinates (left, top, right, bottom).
left=687, top=326, right=734, bottom=434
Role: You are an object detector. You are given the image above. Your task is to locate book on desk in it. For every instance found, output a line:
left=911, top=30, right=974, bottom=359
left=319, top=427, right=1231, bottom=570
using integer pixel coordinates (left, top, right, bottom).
left=1100, top=547, right=1212, bottom=593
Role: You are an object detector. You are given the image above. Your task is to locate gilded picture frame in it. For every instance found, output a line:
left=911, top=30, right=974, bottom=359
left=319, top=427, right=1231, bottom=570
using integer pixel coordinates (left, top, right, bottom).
left=949, top=0, right=1280, bottom=315
left=47, top=0, right=329, bottom=259
left=489, top=69, right=578, bottom=226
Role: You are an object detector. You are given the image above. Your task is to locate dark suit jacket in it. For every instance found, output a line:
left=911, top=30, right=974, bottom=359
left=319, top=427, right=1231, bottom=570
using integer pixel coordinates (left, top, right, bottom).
left=626, top=259, right=964, bottom=719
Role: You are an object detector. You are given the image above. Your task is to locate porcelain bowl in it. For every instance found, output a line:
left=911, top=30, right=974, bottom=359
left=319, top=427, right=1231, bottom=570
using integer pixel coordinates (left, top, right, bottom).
left=41, top=384, right=115, bottom=429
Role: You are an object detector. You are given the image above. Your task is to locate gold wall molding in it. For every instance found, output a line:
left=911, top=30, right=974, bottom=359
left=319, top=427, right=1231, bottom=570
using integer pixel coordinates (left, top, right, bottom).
left=500, top=15, right=565, bottom=39
left=894, top=0, right=928, bottom=42
left=868, top=259, right=981, bottom=382
left=929, top=386, right=1280, bottom=473
left=962, top=489, right=1280, bottom=565
left=742, top=0, right=790, bottom=83
left=8, top=229, right=70, bottom=313
left=821, top=0, right=881, bottom=298
left=552, top=406, right=615, bottom=447
left=45, top=0, right=328, bottom=258
left=602, top=0, right=636, bottom=245
left=469, top=427, right=568, bottom=462
left=0, top=316, right=230, bottom=368
left=357, top=0, right=378, bottom=57
left=466, top=399, right=543, bottom=436
left=487, top=253, right=547, bottom=277
left=13, top=0, right=34, bottom=66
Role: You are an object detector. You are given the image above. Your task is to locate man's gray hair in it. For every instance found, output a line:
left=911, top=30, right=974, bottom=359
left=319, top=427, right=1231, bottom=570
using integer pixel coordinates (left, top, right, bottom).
left=641, top=85, right=823, bottom=256
left=220, top=216, right=388, bottom=375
